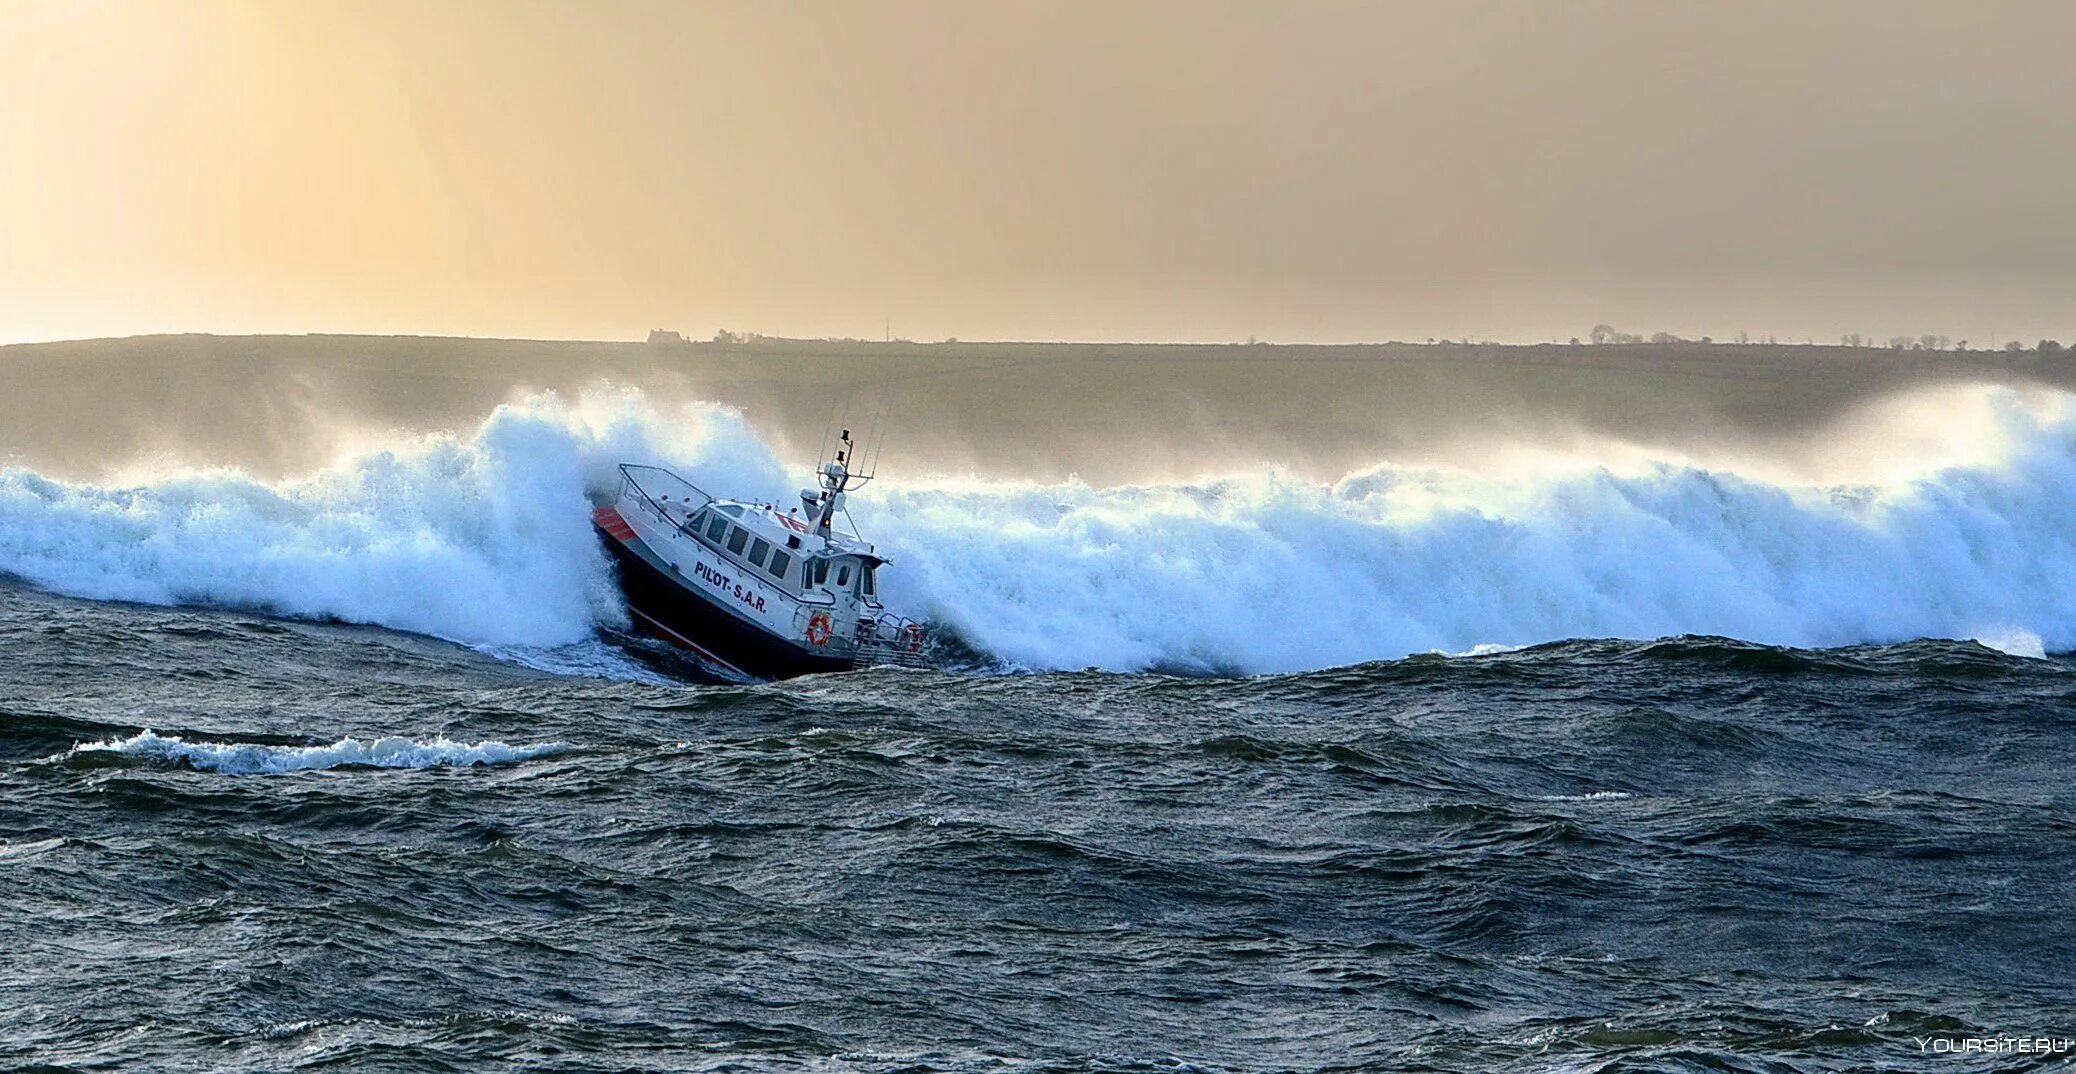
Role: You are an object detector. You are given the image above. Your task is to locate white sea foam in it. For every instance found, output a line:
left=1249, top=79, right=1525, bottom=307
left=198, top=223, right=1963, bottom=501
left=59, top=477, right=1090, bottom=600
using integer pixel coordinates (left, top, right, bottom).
left=0, top=388, right=788, bottom=649
left=1438, top=643, right=1529, bottom=658
left=862, top=386, right=2076, bottom=672
left=6, top=383, right=2076, bottom=675
left=72, top=731, right=568, bottom=774
left=1970, top=628, right=2048, bottom=659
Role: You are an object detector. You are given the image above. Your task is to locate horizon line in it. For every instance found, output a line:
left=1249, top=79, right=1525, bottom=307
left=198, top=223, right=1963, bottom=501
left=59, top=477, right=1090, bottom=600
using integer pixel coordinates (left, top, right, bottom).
left=1, top=329, right=2058, bottom=354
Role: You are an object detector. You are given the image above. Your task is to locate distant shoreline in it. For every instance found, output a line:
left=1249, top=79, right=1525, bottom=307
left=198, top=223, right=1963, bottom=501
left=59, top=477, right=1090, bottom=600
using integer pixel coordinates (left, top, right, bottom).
left=5, top=330, right=2069, bottom=485
left=6, top=330, right=2066, bottom=366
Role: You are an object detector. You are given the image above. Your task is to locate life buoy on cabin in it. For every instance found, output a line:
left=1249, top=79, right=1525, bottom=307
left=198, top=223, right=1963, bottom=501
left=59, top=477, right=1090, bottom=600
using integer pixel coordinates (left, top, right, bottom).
left=806, top=612, right=833, bottom=647
left=899, top=622, right=925, bottom=653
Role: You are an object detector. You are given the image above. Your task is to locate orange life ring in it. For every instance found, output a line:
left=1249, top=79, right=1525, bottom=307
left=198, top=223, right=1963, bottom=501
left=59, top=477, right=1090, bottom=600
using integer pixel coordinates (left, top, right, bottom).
left=899, top=622, right=925, bottom=653
left=805, top=612, right=833, bottom=647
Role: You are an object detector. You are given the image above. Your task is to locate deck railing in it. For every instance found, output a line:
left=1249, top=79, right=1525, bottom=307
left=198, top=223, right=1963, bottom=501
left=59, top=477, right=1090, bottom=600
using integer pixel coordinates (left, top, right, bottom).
left=618, top=464, right=714, bottom=530
left=854, top=612, right=932, bottom=667
left=789, top=605, right=931, bottom=666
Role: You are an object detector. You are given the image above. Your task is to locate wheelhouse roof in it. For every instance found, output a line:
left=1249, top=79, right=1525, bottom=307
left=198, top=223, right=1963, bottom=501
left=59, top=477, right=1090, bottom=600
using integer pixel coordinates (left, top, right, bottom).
left=706, top=499, right=887, bottom=564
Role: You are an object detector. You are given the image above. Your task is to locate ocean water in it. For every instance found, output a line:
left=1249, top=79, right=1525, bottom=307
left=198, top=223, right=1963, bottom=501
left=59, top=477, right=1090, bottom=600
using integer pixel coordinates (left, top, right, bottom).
left=3, top=387, right=2075, bottom=1071
left=4, top=583, right=2072, bottom=1072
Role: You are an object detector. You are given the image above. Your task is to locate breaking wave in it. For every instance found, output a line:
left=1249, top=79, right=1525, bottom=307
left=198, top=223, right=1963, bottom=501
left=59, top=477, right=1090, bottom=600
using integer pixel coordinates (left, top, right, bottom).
left=72, top=732, right=569, bottom=774
left=0, top=388, right=790, bottom=650
left=4, top=384, right=2076, bottom=674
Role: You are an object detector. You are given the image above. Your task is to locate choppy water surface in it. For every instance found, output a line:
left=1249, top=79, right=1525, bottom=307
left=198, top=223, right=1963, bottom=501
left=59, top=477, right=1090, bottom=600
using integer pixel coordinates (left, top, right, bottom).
left=3, top=580, right=2071, bottom=1072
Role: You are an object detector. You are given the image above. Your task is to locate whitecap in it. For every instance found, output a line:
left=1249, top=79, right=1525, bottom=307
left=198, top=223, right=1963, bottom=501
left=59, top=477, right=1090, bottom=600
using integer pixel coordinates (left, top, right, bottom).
left=1969, top=628, right=2048, bottom=659
left=71, top=731, right=568, bottom=775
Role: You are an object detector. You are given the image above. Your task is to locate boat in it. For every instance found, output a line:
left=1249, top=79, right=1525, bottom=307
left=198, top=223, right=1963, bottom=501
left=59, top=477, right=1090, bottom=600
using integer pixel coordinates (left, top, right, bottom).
left=590, top=429, right=928, bottom=681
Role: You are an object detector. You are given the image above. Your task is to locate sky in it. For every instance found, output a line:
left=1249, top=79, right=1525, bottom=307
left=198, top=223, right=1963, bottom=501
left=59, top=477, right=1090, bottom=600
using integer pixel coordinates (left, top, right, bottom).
left=5, top=0, right=2076, bottom=346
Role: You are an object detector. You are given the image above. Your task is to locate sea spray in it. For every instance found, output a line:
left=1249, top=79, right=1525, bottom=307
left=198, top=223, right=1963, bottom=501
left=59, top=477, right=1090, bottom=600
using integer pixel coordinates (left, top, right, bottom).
left=72, top=731, right=569, bottom=774
left=861, top=389, right=2076, bottom=671
left=4, top=386, right=2076, bottom=673
left=0, top=391, right=789, bottom=648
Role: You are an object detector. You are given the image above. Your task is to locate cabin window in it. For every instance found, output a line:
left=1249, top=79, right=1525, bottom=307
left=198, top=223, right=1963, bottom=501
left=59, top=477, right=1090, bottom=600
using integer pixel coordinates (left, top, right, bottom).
left=766, top=549, right=791, bottom=581
left=726, top=527, right=749, bottom=555
left=747, top=537, right=770, bottom=568
left=859, top=564, right=876, bottom=598
left=811, top=559, right=829, bottom=586
left=835, top=563, right=852, bottom=589
left=705, top=514, right=729, bottom=543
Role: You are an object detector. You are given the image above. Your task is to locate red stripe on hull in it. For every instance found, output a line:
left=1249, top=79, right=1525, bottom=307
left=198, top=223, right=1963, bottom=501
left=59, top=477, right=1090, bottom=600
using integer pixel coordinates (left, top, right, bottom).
left=592, top=505, right=638, bottom=540
left=626, top=606, right=753, bottom=680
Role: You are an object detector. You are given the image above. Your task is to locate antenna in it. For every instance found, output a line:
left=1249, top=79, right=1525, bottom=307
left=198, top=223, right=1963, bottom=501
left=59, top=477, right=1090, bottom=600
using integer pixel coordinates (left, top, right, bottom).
left=815, top=397, right=842, bottom=472
left=854, top=405, right=885, bottom=483
left=866, top=403, right=888, bottom=480
left=804, top=399, right=889, bottom=539
left=810, top=426, right=861, bottom=535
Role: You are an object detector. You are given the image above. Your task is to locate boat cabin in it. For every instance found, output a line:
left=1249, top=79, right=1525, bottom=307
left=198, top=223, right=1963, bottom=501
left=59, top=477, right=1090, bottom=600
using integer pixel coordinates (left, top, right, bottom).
left=682, top=500, right=885, bottom=610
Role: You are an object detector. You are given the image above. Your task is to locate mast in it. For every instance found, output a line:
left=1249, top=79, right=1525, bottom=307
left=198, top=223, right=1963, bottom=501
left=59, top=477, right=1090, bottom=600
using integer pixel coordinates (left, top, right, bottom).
left=809, top=428, right=855, bottom=536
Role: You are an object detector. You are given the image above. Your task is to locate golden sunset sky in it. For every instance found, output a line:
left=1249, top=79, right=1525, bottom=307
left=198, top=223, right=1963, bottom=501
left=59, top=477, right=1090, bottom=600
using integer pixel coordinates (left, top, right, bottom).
left=5, top=0, right=2075, bottom=345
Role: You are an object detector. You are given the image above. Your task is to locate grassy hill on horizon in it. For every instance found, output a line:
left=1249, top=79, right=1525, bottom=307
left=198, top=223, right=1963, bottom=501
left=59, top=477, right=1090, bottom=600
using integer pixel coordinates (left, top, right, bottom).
left=4, top=332, right=2069, bottom=485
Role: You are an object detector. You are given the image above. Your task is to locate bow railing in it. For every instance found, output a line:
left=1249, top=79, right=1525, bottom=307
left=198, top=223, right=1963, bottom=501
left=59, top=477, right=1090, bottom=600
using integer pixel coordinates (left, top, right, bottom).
left=618, top=464, right=714, bottom=531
